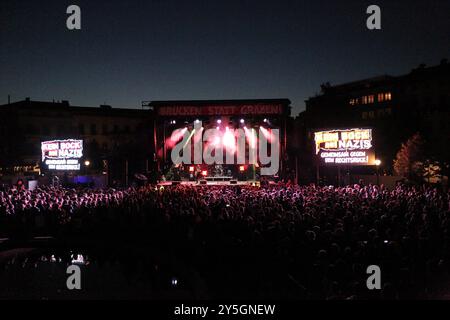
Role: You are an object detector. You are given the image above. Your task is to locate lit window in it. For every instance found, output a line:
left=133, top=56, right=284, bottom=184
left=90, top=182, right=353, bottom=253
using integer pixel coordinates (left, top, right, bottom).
left=362, top=112, right=368, bottom=119
left=368, top=95, right=374, bottom=103
left=349, top=98, right=360, bottom=106
left=378, top=93, right=384, bottom=102
left=385, top=92, right=392, bottom=101
left=362, top=96, right=368, bottom=104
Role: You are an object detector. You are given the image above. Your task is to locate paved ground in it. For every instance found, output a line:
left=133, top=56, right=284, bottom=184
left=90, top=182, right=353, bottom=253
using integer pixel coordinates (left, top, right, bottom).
left=0, top=245, right=206, bottom=300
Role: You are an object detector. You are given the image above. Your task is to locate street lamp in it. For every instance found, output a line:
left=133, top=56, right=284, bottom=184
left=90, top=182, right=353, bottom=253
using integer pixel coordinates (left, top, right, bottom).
left=375, top=159, right=381, bottom=185
left=84, top=160, right=91, bottom=167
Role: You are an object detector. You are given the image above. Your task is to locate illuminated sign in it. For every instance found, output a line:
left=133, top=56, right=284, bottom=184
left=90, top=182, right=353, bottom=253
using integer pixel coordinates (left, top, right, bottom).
left=314, top=128, right=375, bottom=165
left=156, top=104, right=285, bottom=116
left=41, top=139, right=83, bottom=170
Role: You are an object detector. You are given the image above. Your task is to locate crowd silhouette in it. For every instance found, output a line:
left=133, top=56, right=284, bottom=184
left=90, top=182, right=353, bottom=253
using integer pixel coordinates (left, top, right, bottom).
left=1, top=182, right=449, bottom=299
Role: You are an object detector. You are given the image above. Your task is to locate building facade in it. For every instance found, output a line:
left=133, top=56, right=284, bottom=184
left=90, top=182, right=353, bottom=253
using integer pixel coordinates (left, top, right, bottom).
left=294, top=60, right=450, bottom=184
left=0, top=99, right=154, bottom=186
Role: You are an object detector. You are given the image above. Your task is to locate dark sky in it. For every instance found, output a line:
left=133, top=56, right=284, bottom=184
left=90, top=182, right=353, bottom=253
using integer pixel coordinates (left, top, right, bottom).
left=1, top=0, right=449, bottom=115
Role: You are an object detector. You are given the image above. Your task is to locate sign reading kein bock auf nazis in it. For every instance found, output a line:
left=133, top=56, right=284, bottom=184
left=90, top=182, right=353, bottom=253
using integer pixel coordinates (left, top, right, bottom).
left=314, top=128, right=375, bottom=165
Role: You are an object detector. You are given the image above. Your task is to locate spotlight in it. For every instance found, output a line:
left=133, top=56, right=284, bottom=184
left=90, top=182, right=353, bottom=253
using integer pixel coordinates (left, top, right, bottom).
left=195, top=119, right=200, bottom=124
left=213, top=136, right=221, bottom=145
left=240, top=119, right=245, bottom=124
left=239, top=165, right=245, bottom=172
left=201, top=170, right=208, bottom=176
left=217, top=119, right=222, bottom=124
left=223, top=130, right=235, bottom=150
left=84, top=160, right=91, bottom=166
left=263, top=118, right=268, bottom=123
left=216, top=126, right=220, bottom=130
left=189, top=166, right=195, bottom=172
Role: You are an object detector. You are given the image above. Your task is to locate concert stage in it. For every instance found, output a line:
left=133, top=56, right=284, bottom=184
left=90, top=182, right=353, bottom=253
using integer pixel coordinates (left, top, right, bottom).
left=158, top=180, right=260, bottom=187
left=144, top=99, right=291, bottom=180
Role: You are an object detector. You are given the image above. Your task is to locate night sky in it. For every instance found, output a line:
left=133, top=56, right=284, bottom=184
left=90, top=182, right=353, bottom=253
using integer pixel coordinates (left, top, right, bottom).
left=1, top=0, right=449, bottom=115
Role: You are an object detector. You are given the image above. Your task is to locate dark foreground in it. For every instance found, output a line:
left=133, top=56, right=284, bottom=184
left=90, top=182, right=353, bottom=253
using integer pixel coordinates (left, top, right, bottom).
left=1, top=183, right=450, bottom=299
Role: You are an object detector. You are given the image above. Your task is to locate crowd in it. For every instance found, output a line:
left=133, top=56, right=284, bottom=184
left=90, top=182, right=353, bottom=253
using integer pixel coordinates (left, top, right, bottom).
left=0, top=182, right=449, bottom=299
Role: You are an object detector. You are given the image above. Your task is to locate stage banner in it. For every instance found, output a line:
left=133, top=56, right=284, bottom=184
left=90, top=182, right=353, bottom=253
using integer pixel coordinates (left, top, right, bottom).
left=156, top=103, right=285, bottom=116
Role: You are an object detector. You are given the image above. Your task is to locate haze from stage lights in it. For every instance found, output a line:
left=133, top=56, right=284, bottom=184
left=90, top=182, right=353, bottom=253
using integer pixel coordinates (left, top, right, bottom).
left=170, top=121, right=280, bottom=175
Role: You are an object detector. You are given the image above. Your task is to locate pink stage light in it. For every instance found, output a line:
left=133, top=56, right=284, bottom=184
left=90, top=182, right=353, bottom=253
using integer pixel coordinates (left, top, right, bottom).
left=260, top=126, right=273, bottom=142
left=223, top=129, right=236, bottom=151
left=193, top=127, right=203, bottom=144
left=170, top=127, right=187, bottom=142
left=243, top=126, right=257, bottom=148
left=166, top=127, right=188, bottom=148
left=212, top=136, right=221, bottom=146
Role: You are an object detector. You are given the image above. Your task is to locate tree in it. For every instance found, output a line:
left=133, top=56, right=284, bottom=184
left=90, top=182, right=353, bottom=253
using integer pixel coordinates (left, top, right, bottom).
left=393, top=133, right=425, bottom=181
